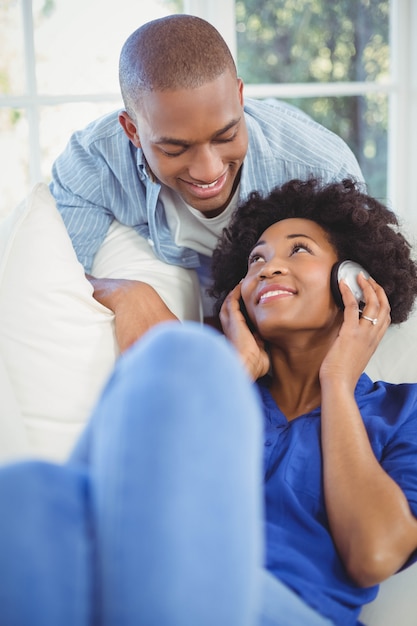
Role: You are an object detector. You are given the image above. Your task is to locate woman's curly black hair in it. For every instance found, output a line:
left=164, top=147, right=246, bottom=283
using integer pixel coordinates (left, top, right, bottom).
left=210, top=178, right=417, bottom=324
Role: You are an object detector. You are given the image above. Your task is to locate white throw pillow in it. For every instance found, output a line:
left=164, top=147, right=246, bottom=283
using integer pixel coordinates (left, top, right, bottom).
left=0, top=184, right=202, bottom=461
left=0, top=352, right=30, bottom=464
left=0, top=184, right=117, bottom=460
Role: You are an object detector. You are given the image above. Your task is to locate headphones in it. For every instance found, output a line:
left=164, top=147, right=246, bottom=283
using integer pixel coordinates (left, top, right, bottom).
left=330, top=260, right=370, bottom=309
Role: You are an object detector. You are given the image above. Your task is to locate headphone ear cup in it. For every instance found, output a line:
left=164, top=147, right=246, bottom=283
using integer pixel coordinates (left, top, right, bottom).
left=330, top=262, right=344, bottom=309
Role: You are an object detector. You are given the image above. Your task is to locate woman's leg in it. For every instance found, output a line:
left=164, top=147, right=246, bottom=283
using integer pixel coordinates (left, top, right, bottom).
left=0, top=322, right=335, bottom=625
left=258, top=570, right=334, bottom=626
left=84, top=322, right=265, bottom=626
left=0, top=461, right=92, bottom=626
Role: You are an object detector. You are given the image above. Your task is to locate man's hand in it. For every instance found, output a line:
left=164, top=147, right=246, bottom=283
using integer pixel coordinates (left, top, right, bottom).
left=87, top=275, right=178, bottom=352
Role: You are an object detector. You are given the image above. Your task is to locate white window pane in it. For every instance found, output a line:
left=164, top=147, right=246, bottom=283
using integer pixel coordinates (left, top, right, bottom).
left=32, top=0, right=182, bottom=95
left=0, top=1, right=26, bottom=95
left=0, top=108, right=30, bottom=218
left=39, top=101, right=122, bottom=181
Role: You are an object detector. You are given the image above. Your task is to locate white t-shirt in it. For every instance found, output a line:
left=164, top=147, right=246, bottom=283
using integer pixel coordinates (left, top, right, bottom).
left=160, top=184, right=240, bottom=315
left=161, top=184, right=240, bottom=256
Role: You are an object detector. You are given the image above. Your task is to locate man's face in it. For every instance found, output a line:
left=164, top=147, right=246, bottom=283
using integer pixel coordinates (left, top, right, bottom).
left=120, top=72, right=248, bottom=217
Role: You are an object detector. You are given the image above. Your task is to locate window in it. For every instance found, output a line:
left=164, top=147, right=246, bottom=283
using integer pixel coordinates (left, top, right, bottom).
left=0, top=0, right=183, bottom=217
left=236, top=0, right=390, bottom=199
left=1, top=0, right=416, bottom=224
left=192, top=0, right=416, bottom=223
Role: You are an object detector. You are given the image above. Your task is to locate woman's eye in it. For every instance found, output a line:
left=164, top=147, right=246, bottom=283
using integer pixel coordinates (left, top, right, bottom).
left=291, top=243, right=312, bottom=255
left=248, top=253, right=264, bottom=265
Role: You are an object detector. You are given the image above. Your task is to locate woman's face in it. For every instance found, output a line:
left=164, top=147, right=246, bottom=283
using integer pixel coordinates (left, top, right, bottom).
left=240, top=218, right=341, bottom=340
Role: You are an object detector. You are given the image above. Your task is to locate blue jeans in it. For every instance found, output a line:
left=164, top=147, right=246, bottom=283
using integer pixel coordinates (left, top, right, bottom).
left=0, top=322, right=332, bottom=626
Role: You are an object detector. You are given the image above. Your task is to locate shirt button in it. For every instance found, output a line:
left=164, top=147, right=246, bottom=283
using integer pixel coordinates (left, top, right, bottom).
left=147, top=238, right=155, bottom=247
left=264, top=440, right=272, bottom=447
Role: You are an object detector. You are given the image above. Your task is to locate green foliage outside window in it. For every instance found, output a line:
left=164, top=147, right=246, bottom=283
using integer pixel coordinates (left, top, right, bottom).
left=236, top=0, right=390, bottom=199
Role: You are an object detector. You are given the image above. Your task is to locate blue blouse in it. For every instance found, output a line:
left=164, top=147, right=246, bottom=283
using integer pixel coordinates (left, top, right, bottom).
left=258, top=373, right=417, bottom=626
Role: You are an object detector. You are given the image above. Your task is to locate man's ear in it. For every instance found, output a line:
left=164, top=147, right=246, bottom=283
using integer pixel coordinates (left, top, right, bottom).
left=119, top=111, right=141, bottom=148
left=237, top=78, right=244, bottom=106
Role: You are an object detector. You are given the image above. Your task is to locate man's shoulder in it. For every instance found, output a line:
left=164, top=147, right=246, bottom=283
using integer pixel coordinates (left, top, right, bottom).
left=244, top=97, right=311, bottom=122
left=74, top=108, right=129, bottom=150
left=53, top=108, right=141, bottom=194
left=242, top=97, right=362, bottom=181
left=244, top=97, right=337, bottom=142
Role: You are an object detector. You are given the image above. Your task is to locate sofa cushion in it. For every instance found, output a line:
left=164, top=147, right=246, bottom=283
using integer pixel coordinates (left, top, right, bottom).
left=359, top=561, right=417, bottom=625
left=0, top=353, right=30, bottom=464
left=366, top=306, right=417, bottom=383
left=0, top=184, right=117, bottom=460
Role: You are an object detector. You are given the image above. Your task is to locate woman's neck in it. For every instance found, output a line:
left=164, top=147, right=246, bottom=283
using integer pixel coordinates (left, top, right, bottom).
left=267, top=334, right=334, bottom=421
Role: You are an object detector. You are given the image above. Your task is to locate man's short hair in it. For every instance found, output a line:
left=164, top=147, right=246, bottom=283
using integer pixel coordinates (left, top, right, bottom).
left=119, top=14, right=237, bottom=116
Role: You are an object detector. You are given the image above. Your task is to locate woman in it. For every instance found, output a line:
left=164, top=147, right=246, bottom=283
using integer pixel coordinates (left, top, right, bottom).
left=210, top=177, right=417, bottom=624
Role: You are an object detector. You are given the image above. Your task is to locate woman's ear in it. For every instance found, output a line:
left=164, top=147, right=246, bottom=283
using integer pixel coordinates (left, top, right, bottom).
left=119, top=111, right=141, bottom=148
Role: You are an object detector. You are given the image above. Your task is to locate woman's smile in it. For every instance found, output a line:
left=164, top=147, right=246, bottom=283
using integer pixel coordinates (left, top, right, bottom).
left=256, top=283, right=297, bottom=304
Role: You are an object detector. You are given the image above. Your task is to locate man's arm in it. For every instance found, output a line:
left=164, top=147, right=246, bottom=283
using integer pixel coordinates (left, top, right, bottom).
left=87, top=276, right=178, bottom=352
left=50, top=111, right=149, bottom=272
left=50, top=136, right=115, bottom=272
left=50, top=116, right=184, bottom=347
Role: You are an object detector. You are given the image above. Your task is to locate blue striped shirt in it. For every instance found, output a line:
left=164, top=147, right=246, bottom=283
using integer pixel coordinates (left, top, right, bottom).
left=50, top=98, right=363, bottom=273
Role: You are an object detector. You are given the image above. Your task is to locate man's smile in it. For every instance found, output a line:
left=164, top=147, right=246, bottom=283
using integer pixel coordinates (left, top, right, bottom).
left=181, top=171, right=229, bottom=199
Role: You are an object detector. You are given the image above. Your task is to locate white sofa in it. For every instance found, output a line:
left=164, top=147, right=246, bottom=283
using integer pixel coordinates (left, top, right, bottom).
left=0, top=184, right=416, bottom=625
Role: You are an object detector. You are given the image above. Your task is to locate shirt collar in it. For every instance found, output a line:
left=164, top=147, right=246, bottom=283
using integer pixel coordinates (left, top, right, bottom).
left=136, top=148, right=158, bottom=184
left=257, top=372, right=374, bottom=426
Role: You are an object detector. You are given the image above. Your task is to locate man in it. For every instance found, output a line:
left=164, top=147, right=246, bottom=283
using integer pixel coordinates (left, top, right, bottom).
left=50, top=14, right=363, bottom=351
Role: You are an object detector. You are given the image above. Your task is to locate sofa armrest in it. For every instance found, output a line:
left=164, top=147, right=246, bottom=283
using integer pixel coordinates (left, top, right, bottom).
left=359, top=561, right=417, bottom=625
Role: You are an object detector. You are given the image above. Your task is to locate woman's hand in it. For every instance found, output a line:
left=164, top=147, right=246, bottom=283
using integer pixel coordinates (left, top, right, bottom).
left=220, top=283, right=270, bottom=380
left=320, top=272, right=391, bottom=392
